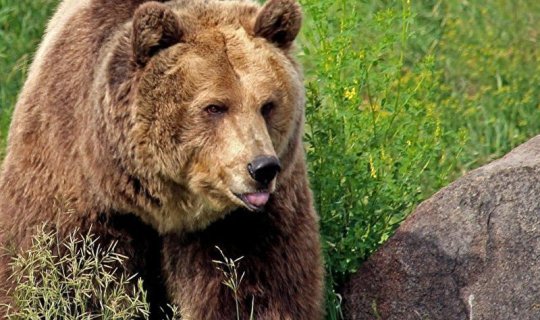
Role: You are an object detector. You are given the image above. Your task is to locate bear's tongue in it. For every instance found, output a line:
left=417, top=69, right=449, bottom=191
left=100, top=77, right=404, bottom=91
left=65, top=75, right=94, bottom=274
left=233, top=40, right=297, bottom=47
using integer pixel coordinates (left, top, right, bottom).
left=244, top=192, right=270, bottom=207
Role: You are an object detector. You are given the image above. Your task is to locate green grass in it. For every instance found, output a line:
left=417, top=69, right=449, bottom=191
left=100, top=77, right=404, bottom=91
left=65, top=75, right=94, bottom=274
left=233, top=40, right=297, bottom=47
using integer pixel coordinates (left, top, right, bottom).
left=1, top=0, right=540, bottom=319
left=299, top=0, right=540, bottom=317
left=0, top=0, right=59, bottom=159
left=6, top=226, right=152, bottom=319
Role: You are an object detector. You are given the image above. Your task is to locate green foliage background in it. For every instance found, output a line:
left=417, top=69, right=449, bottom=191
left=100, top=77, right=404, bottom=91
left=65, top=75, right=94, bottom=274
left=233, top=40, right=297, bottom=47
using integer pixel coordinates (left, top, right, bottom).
left=1, top=0, right=539, bottom=318
left=299, top=0, right=540, bottom=316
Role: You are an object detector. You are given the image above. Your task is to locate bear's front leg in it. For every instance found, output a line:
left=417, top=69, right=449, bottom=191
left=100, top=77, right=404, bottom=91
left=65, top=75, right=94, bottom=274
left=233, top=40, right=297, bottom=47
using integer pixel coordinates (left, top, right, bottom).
left=161, top=181, right=324, bottom=320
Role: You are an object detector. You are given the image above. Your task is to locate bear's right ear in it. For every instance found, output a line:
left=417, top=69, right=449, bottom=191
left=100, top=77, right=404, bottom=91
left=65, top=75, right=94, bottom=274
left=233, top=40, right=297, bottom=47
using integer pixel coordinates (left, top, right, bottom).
left=132, top=2, right=185, bottom=66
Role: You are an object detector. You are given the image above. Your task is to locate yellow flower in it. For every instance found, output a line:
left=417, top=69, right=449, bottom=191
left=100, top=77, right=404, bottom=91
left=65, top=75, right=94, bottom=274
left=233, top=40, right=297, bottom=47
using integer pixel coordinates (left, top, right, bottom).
left=435, top=119, right=442, bottom=138
left=369, top=155, right=377, bottom=179
left=344, top=87, right=357, bottom=101
left=358, top=50, right=366, bottom=60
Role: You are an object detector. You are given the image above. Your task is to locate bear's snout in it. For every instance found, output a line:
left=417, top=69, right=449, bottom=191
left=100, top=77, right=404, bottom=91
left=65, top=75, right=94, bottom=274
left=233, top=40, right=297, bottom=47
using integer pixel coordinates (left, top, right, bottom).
left=247, top=155, right=281, bottom=186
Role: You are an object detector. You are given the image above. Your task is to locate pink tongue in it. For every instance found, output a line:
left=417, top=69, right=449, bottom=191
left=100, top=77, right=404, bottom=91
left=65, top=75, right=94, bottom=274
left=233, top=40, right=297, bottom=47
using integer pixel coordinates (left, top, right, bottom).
left=245, top=192, right=270, bottom=207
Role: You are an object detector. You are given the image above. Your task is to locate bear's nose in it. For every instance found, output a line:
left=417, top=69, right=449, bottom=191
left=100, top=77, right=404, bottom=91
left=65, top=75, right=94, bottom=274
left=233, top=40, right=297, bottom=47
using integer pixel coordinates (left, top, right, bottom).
left=248, top=155, right=281, bottom=186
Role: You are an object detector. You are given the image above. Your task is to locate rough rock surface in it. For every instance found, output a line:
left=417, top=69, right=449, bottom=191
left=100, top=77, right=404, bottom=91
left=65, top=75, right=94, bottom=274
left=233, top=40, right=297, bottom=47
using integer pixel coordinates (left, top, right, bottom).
left=342, top=135, right=540, bottom=320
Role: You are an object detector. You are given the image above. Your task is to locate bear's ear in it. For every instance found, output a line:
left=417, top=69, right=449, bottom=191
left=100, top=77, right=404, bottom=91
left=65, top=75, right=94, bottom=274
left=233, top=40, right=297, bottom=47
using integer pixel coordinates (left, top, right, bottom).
left=132, top=2, right=185, bottom=66
left=254, top=0, right=302, bottom=49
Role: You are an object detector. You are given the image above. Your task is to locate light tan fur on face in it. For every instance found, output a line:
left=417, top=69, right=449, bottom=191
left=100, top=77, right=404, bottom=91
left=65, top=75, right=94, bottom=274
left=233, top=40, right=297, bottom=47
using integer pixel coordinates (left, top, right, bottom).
left=122, top=2, right=305, bottom=233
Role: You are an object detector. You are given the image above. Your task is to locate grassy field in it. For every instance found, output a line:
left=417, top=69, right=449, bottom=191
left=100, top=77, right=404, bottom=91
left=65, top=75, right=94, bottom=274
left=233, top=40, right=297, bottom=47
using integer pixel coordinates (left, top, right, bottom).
left=1, top=0, right=539, bottom=318
left=300, top=0, right=540, bottom=317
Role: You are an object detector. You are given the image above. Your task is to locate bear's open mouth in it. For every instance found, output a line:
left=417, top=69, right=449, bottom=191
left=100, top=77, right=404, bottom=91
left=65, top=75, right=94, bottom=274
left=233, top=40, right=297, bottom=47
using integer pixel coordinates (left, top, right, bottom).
left=235, top=192, right=270, bottom=211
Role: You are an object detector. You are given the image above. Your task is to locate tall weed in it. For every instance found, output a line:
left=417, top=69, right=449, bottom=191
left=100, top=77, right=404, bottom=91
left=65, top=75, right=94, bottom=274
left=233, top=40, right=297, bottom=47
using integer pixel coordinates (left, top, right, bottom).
left=299, top=0, right=540, bottom=317
left=6, top=226, right=150, bottom=319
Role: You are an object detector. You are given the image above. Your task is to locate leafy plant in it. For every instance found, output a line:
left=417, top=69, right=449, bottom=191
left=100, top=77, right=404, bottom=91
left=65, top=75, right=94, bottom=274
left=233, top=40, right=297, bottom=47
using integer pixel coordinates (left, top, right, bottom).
left=299, top=0, right=540, bottom=317
left=5, top=226, right=150, bottom=319
left=213, top=246, right=255, bottom=320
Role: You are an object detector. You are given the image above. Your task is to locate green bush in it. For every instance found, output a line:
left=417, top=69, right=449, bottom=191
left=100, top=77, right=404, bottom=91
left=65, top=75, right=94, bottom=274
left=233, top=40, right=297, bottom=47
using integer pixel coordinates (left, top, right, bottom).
left=6, top=226, right=151, bottom=319
left=299, top=0, right=540, bottom=317
left=1, top=0, right=539, bottom=319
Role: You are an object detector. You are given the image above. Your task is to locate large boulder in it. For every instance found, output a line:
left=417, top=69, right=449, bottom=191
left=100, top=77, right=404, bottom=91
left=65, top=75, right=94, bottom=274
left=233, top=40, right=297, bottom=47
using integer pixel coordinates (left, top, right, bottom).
left=342, top=135, right=540, bottom=319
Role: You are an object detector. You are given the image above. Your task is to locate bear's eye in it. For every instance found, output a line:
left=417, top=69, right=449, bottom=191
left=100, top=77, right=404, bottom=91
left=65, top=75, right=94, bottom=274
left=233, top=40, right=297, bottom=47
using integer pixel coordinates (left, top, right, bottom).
left=205, top=104, right=228, bottom=116
left=261, top=102, right=275, bottom=119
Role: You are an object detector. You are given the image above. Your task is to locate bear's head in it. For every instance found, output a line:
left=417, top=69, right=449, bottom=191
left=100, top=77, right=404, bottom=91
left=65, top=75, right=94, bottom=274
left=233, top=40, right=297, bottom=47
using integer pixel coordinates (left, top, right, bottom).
left=105, top=0, right=304, bottom=233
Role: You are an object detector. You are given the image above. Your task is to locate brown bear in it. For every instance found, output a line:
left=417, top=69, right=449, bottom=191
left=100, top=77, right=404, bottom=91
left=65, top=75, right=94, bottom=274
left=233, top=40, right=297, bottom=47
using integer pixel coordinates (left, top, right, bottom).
left=0, top=0, right=323, bottom=319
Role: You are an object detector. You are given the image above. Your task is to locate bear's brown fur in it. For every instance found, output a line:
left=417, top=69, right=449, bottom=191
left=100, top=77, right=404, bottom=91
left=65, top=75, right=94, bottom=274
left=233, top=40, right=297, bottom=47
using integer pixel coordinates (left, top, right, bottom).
left=0, top=0, right=323, bottom=318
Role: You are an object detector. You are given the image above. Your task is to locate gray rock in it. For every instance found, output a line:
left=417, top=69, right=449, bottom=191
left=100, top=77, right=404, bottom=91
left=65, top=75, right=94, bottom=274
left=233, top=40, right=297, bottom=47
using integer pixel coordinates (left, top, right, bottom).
left=342, top=135, right=540, bottom=320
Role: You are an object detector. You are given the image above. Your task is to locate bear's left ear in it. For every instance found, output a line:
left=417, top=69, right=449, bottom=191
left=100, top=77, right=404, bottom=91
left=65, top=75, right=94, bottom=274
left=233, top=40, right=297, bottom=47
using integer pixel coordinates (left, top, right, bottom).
left=132, top=2, right=185, bottom=66
left=254, top=0, right=302, bottom=49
